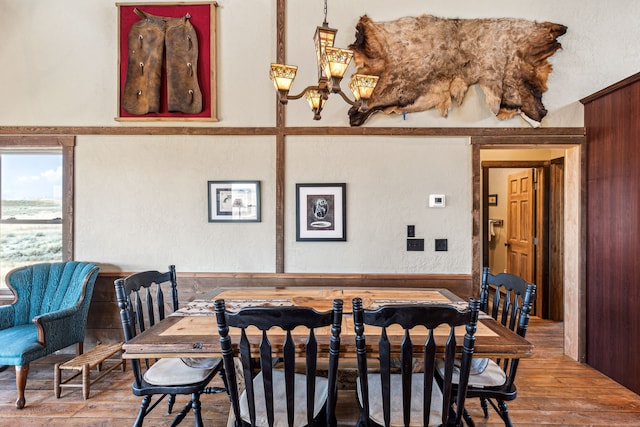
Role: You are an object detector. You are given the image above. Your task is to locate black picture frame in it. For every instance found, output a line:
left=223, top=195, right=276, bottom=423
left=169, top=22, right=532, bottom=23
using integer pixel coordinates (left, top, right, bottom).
left=296, top=183, right=346, bottom=241
left=488, top=193, right=498, bottom=206
left=208, top=181, right=260, bottom=222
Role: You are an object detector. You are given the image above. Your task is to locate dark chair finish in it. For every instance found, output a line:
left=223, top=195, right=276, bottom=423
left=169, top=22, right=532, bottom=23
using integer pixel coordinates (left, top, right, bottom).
left=464, top=267, right=536, bottom=427
left=114, top=265, right=224, bottom=427
left=214, top=298, right=344, bottom=427
left=353, top=297, right=480, bottom=427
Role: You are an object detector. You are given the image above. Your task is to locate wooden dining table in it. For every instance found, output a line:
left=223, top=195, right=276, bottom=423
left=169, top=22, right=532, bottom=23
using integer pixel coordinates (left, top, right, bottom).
left=121, top=287, right=534, bottom=360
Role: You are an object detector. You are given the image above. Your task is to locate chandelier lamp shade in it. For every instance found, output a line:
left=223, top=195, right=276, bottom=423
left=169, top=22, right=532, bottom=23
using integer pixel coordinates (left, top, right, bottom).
left=269, top=1, right=379, bottom=120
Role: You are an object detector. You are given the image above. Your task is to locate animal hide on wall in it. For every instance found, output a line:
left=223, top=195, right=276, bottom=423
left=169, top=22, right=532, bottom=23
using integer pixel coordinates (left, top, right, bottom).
left=348, top=14, right=567, bottom=126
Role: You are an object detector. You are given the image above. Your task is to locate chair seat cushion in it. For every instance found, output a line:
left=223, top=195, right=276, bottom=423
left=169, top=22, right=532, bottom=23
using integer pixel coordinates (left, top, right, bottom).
left=180, top=356, right=222, bottom=369
left=0, top=324, right=46, bottom=366
left=238, top=369, right=328, bottom=427
left=357, top=373, right=444, bottom=427
left=436, top=358, right=507, bottom=388
left=143, top=357, right=216, bottom=386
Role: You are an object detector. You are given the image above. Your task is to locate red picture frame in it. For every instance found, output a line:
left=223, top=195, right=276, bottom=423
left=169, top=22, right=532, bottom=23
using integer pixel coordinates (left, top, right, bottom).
left=116, top=2, right=217, bottom=121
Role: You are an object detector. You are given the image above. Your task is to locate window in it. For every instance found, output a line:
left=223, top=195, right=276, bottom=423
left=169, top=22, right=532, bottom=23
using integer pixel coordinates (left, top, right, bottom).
left=0, top=137, right=74, bottom=292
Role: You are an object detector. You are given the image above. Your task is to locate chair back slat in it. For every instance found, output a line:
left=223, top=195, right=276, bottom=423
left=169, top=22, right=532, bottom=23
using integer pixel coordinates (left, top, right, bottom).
left=134, top=291, right=145, bottom=333
left=353, top=297, right=480, bottom=427
left=378, top=329, right=392, bottom=427
left=238, top=329, right=258, bottom=426
left=215, top=298, right=344, bottom=427
left=145, top=287, right=155, bottom=327
left=258, top=330, right=275, bottom=427
left=399, top=330, right=413, bottom=427
left=304, top=330, right=318, bottom=426
left=156, top=284, right=165, bottom=320
left=422, top=331, right=436, bottom=427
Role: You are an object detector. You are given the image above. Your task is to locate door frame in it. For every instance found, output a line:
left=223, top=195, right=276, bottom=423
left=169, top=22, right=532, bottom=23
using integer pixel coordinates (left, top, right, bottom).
left=471, top=138, right=586, bottom=362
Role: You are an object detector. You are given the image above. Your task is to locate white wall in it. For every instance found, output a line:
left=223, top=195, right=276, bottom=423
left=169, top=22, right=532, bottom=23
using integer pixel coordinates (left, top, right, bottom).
left=285, top=136, right=471, bottom=274
left=1, top=0, right=639, bottom=274
left=75, top=135, right=276, bottom=272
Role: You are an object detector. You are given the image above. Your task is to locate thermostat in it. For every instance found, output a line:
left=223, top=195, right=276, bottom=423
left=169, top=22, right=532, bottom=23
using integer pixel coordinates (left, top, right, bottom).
left=429, top=194, right=446, bottom=208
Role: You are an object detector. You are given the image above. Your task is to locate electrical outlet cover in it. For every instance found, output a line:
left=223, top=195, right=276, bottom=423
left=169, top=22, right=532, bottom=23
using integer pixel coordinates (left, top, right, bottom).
left=435, top=239, right=448, bottom=251
left=407, top=238, right=424, bottom=251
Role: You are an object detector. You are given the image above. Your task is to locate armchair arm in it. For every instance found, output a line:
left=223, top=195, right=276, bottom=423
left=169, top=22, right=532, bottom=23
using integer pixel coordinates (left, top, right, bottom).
left=33, top=305, right=82, bottom=348
left=0, top=304, right=15, bottom=330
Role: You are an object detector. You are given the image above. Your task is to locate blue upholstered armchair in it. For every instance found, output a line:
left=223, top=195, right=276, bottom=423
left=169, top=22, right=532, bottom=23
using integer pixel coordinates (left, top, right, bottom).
left=0, top=262, right=99, bottom=409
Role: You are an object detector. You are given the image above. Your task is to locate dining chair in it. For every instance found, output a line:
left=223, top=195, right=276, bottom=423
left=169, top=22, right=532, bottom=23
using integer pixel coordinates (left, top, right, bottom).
left=114, top=265, right=225, bottom=427
left=214, top=298, right=344, bottom=427
left=458, top=267, right=536, bottom=427
left=352, top=297, right=480, bottom=427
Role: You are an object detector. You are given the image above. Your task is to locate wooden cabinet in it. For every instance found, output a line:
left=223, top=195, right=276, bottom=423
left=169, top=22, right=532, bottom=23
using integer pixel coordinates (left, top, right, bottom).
left=581, top=72, right=640, bottom=395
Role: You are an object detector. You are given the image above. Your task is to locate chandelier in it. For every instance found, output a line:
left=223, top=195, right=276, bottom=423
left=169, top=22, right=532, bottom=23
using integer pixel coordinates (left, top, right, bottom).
left=269, top=0, right=379, bottom=120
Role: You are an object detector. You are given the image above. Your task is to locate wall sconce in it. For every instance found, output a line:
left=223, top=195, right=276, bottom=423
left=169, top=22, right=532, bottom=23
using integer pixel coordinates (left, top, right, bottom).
left=269, top=0, right=379, bottom=120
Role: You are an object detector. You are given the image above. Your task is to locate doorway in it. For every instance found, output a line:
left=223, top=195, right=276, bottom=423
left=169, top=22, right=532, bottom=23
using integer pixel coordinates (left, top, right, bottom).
left=472, top=141, right=584, bottom=362
left=480, top=150, right=565, bottom=320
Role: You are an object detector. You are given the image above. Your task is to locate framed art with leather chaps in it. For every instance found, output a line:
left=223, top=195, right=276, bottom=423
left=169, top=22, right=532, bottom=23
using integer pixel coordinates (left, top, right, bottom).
left=117, top=3, right=217, bottom=121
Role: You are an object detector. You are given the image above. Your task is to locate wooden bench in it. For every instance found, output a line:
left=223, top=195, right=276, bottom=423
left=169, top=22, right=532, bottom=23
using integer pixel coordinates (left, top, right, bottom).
left=54, top=342, right=126, bottom=399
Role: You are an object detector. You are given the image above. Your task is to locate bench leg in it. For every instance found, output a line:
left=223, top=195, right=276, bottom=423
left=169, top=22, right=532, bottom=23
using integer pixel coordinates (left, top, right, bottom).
left=54, top=363, right=61, bottom=398
left=82, top=364, right=90, bottom=400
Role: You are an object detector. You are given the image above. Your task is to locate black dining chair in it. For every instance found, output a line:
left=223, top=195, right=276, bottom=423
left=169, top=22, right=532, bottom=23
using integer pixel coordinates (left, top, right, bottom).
left=458, top=267, right=536, bottom=427
left=352, top=297, right=480, bottom=427
left=214, top=298, right=343, bottom=427
left=114, top=265, right=226, bottom=427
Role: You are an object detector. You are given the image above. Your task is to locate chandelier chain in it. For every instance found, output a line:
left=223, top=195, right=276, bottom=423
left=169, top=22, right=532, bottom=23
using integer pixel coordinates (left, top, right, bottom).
left=323, top=0, right=328, bottom=25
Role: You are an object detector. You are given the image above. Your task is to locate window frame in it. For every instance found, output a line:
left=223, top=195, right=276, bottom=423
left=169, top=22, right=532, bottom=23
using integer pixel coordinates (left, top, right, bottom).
left=0, top=136, right=74, bottom=296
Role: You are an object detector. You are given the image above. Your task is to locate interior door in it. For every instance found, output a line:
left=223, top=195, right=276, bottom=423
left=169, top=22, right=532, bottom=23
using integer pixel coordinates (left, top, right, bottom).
left=506, top=169, right=535, bottom=283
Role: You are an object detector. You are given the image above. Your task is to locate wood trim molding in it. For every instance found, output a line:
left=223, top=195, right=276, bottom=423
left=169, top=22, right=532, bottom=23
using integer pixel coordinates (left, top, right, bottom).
left=275, top=0, right=286, bottom=273
left=580, top=71, right=640, bottom=104
left=98, top=271, right=470, bottom=280
left=96, top=271, right=473, bottom=297
left=62, top=141, right=75, bottom=260
left=0, top=135, right=75, bottom=146
left=0, top=126, right=584, bottom=138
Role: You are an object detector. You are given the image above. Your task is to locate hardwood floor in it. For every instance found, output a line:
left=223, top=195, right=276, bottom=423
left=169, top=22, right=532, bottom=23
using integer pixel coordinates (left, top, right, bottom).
left=1, top=318, right=640, bottom=426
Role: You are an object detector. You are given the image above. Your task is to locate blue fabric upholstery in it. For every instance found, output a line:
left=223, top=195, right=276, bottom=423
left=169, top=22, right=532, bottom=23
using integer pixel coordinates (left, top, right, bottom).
left=0, top=262, right=99, bottom=367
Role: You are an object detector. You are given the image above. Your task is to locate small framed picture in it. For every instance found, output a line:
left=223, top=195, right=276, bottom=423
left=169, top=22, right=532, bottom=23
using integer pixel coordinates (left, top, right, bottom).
left=208, top=181, right=260, bottom=222
left=488, top=194, right=498, bottom=206
left=296, top=183, right=346, bottom=241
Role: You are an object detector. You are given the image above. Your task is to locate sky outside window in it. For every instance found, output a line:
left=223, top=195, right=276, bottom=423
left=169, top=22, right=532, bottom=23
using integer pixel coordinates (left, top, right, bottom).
left=1, top=153, right=62, bottom=220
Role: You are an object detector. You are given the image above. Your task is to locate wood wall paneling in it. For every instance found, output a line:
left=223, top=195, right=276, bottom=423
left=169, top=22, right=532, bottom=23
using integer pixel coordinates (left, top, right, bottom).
left=582, top=72, right=640, bottom=395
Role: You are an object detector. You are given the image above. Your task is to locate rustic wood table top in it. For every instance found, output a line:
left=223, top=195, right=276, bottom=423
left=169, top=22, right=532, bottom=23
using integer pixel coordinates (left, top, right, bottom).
left=121, top=287, right=533, bottom=359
